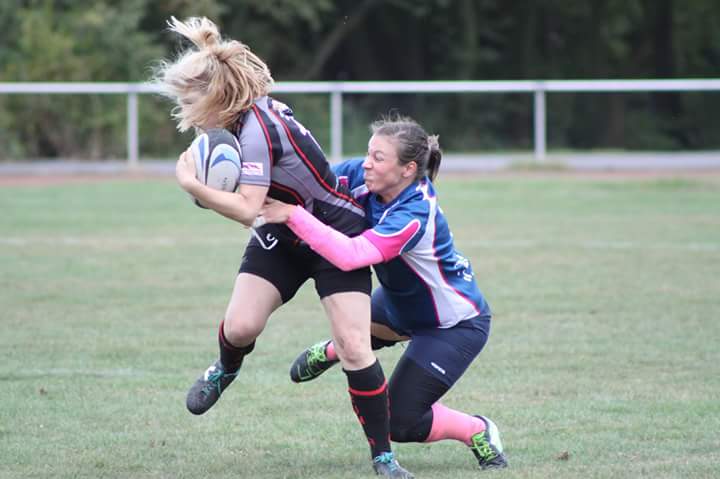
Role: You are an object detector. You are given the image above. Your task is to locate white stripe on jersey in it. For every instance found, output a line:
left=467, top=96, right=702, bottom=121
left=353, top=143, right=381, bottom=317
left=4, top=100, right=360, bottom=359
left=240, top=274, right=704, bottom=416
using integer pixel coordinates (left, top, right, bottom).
left=399, top=191, right=482, bottom=328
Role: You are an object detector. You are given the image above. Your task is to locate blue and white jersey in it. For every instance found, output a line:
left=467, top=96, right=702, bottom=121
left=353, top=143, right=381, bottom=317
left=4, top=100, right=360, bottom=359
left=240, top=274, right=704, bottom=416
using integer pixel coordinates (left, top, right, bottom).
left=334, top=159, right=491, bottom=331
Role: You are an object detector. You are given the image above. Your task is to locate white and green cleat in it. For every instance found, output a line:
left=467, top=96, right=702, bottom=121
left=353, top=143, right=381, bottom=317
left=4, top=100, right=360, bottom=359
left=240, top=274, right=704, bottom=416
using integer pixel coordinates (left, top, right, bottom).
left=470, top=416, right=508, bottom=469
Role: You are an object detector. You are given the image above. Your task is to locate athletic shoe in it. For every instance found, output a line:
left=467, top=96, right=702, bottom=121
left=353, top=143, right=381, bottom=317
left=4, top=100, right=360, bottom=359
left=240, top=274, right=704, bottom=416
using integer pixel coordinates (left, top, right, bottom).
left=185, top=360, right=238, bottom=415
left=372, top=452, right=414, bottom=478
left=470, top=416, right=508, bottom=469
left=289, top=340, right=339, bottom=383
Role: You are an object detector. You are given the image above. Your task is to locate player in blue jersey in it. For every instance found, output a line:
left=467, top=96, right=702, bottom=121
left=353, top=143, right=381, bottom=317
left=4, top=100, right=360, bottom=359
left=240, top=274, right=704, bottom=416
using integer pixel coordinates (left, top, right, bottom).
left=154, top=17, right=411, bottom=478
left=259, top=116, right=508, bottom=470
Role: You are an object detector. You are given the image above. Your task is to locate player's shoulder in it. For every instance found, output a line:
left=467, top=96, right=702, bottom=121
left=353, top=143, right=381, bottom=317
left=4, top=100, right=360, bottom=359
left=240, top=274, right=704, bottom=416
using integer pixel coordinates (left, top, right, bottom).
left=332, top=158, right=365, bottom=184
left=398, top=179, right=436, bottom=208
left=333, top=157, right=364, bottom=173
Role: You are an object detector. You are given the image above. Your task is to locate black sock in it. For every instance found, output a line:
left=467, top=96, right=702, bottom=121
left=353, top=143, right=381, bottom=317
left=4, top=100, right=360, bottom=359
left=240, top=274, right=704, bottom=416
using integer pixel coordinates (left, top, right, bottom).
left=218, top=320, right=255, bottom=373
left=344, top=360, right=392, bottom=458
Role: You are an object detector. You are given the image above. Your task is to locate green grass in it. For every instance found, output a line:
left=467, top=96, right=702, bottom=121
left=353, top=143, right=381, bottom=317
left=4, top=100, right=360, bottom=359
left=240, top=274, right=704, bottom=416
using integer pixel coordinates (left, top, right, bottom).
left=1, top=175, right=719, bottom=478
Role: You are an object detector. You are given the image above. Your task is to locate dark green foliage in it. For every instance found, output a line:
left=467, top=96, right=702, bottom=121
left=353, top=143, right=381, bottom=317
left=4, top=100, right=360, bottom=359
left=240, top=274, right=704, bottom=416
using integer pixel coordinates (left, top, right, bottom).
left=1, top=0, right=719, bottom=159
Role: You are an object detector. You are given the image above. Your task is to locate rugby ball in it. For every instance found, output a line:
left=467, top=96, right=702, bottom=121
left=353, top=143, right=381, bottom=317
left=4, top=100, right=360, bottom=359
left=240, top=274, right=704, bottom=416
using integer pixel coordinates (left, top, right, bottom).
left=189, top=128, right=242, bottom=208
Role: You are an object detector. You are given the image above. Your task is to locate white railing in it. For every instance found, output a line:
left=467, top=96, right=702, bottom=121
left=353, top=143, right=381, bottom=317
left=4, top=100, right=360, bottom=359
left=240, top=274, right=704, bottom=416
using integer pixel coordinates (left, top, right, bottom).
left=2, top=79, right=720, bottom=166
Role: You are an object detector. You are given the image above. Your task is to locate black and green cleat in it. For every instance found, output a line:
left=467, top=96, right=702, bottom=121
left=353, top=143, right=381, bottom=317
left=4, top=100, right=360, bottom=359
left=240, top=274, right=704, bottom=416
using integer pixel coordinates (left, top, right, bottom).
left=289, top=340, right=340, bottom=383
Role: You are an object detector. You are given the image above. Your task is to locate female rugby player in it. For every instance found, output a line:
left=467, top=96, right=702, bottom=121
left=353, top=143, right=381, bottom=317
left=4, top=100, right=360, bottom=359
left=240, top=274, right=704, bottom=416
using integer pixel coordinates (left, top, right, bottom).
left=155, top=17, right=411, bottom=478
left=260, top=116, right=508, bottom=471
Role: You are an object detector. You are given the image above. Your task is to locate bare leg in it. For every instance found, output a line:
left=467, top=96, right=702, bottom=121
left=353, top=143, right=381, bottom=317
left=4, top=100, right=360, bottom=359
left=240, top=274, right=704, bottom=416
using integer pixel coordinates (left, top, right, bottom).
left=223, top=272, right=283, bottom=347
left=185, top=273, right=282, bottom=415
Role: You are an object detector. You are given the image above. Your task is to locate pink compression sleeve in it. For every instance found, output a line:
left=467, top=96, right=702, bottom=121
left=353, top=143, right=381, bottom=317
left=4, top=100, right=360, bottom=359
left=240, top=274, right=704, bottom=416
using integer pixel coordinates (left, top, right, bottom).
left=286, top=205, right=384, bottom=271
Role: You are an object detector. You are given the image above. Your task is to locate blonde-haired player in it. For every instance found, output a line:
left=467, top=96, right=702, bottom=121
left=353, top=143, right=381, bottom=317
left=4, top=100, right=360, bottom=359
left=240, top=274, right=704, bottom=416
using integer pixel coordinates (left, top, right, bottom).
left=154, top=17, right=412, bottom=478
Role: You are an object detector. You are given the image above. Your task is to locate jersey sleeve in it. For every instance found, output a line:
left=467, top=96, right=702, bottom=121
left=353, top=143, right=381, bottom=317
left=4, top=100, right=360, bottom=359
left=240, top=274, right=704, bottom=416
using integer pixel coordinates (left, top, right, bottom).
left=237, top=109, right=272, bottom=187
left=361, top=199, right=428, bottom=262
left=286, top=205, right=384, bottom=270
left=332, top=158, right=365, bottom=190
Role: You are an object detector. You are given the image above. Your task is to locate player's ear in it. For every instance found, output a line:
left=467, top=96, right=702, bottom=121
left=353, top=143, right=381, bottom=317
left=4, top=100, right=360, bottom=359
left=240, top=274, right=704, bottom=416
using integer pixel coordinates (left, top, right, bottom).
left=402, top=161, right=417, bottom=178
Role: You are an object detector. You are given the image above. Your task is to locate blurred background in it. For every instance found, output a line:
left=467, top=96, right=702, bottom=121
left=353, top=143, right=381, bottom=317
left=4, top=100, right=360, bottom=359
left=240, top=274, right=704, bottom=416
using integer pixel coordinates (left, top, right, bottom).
left=1, top=0, right=719, bottom=162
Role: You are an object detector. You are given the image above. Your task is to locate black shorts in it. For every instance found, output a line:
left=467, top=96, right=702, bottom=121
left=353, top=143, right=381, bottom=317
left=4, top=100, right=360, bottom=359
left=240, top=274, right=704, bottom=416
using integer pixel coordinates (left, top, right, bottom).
left=238, top=231, right=372, bottom=304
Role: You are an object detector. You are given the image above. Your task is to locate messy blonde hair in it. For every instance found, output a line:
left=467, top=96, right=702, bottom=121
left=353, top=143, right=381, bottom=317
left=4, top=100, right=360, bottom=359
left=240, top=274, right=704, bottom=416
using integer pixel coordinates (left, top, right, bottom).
left=154, top=17, right=274, bottom=132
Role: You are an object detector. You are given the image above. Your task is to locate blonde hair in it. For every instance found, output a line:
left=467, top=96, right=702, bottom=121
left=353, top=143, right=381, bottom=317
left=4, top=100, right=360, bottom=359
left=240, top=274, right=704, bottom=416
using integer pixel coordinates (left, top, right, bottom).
left=153, top=17, right=274, bottom=132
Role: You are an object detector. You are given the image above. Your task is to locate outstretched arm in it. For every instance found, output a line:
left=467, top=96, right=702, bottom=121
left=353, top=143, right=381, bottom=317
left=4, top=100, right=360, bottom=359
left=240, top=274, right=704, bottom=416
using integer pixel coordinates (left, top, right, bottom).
left=176, top=149, right=268, bottom=227
left=260, top=200, right=383, bottom=271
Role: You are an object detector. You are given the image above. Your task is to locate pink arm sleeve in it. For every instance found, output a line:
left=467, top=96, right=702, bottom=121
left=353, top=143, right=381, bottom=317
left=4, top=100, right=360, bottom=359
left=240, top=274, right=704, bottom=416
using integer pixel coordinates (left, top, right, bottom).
left=286, top=205, right=384, bottom=271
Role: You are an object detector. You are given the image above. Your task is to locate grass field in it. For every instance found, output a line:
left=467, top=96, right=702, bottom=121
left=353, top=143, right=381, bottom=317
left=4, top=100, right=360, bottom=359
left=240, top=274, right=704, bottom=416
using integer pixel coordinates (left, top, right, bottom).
left=1, top=174, right=719, bottom=478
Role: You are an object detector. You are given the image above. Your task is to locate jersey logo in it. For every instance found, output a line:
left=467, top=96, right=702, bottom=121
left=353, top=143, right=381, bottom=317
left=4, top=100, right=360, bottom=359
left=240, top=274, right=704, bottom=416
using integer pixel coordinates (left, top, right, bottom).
left=242, top=162, right=264, bottom=176
left=430, top=362, right=446, bottom=375
left=249, top=228, right=278, bottom=250
left=454, top=254, right=474, bottom=282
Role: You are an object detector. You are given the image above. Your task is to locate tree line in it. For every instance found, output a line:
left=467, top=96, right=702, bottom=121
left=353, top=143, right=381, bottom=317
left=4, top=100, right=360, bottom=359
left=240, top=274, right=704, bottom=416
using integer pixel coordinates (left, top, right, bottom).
left=1, top=0, right=719, bottom=160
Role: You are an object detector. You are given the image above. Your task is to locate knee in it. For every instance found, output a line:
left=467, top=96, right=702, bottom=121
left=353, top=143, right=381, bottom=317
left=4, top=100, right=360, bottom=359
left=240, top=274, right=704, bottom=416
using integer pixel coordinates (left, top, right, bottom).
left=390, top=414, right=421, bottom=443
left=223, top=315, right=264, bottom=346
left=334, top=333, right=373, bottom=368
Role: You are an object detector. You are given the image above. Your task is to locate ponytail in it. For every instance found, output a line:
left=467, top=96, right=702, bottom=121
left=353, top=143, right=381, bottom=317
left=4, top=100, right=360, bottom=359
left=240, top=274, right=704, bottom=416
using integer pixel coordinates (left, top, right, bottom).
left=426, top=134, right=442, bottom=182
left=153, top=17, right=273, bottom=132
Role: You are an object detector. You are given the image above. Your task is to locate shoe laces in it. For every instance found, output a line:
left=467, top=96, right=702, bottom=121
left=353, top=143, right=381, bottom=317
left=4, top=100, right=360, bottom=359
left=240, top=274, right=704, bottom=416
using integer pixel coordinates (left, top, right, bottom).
left=373, top=452, right=398, bottom=472
left=306, top=342, right=328, bottom=367
left=202, top=366, right=237, bottom=396
left=470, top=432, right=495, bottom=461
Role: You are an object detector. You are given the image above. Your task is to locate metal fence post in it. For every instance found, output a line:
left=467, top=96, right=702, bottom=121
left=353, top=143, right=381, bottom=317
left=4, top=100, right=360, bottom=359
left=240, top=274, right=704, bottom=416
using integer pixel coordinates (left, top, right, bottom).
left=330, top=87, right=343, bottom=163
left=127, top=90, right=139, bottom=169
left=533, top=85, right=546, bottom=162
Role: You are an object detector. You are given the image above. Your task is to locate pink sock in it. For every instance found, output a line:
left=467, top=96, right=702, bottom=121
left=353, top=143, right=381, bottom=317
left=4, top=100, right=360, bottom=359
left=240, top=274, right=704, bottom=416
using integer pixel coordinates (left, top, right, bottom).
left=424, top=403, right=486, bottom=445
left=325, top=341, right=338, bottom=361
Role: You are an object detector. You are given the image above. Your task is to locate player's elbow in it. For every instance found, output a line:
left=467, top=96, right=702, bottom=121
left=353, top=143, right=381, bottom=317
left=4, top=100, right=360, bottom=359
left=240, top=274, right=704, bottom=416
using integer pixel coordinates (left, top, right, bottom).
left=222, top=207, right=257, bottom=228
left=336, top=261, right=356, bottom=272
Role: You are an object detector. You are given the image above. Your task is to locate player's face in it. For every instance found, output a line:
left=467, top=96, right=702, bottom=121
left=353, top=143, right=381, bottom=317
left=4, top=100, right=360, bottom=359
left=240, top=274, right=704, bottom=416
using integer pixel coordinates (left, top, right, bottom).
left=363, top=134, right=416, bottom=202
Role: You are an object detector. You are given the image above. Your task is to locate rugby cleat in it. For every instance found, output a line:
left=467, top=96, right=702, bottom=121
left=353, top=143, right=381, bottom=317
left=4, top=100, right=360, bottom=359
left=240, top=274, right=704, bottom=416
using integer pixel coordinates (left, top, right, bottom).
left=289, top=340, right=339, bottom=383
left=372, top=452, right=415, bottom=478
left=186, top=360, right=238, bottom=415
left=470, top=416, right=508, bottom=469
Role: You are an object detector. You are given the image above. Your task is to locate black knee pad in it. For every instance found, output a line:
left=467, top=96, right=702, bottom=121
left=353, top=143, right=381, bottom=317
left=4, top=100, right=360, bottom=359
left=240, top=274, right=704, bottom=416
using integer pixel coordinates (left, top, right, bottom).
left=390, top=413, right=430, bottom=443
left=389, top=415, right=414, bottom=443
left=386, top=355, right=451, bottom=443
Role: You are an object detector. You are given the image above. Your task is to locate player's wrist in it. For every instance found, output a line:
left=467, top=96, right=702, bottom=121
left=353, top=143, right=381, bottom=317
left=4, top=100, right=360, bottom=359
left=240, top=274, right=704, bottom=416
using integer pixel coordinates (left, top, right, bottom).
left=287, top=204, right=306, bottom=224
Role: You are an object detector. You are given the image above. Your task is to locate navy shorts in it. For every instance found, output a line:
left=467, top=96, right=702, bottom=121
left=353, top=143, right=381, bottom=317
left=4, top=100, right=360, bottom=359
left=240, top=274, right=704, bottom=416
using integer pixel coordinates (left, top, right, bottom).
left=371, top=288, right=491, bottom=387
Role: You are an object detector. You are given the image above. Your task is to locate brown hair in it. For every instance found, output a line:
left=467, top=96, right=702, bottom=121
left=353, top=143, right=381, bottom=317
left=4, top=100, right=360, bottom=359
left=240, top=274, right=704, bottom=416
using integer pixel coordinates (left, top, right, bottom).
left=371, top=115, right=442, bottom=182
left=153, top=17, right=273, bottom=132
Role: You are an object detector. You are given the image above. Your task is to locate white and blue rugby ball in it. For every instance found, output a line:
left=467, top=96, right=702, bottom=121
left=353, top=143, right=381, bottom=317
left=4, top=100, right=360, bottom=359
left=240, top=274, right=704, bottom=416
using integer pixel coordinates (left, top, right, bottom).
left=189, top=128, right=242, bottom=208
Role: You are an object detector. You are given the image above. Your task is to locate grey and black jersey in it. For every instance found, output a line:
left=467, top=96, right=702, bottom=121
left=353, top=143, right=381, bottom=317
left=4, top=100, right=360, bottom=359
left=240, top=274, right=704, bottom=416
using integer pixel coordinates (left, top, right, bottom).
left=233, top=96, right=366, bottom=240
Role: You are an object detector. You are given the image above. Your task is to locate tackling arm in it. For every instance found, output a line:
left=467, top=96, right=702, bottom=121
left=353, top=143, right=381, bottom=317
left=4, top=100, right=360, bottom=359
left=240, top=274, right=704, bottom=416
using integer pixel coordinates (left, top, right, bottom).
left=286, top=205, right=384, bottom=271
